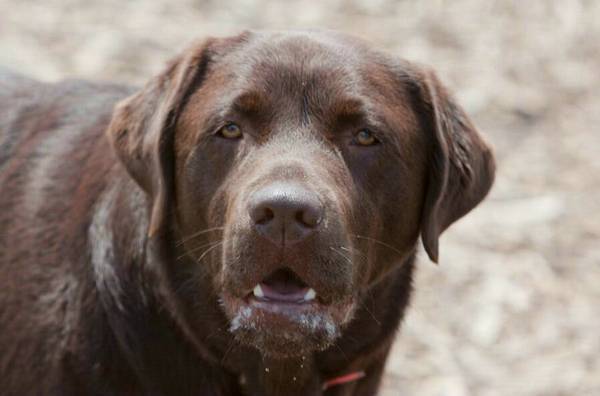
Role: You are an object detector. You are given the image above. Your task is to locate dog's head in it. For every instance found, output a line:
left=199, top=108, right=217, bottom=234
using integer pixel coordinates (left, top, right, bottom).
left=107, top=30, right=494, bottom=358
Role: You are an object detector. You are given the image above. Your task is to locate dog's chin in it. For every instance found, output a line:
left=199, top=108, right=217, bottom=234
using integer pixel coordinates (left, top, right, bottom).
left=222, top=294, right=353, bottom=358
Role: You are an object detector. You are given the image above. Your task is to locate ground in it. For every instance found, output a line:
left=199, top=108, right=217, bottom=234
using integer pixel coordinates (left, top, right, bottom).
left=1, top=1, right=598, bottom=394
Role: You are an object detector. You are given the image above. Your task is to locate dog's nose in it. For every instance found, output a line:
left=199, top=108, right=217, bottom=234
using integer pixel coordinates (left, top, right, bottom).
left=248, top=183, right=323, bottom=245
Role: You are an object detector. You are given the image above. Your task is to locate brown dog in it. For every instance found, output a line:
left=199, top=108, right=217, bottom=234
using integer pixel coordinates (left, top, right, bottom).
left=0, top=30, right=494, bottom=395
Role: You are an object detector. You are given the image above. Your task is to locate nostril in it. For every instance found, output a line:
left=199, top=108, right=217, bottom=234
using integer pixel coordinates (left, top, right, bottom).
left=295, top=210, right=306, bottom=226
left=257, top=208, right=275, bottom=224
left=296, top=207, right=321, bottom=228
left=252, top=206, right=275, bottom=225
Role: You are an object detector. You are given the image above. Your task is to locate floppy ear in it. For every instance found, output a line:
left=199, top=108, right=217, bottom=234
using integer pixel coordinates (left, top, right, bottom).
left=410, top=67, right=495, bottom=263
left=106, top=41, right=213, bottom=237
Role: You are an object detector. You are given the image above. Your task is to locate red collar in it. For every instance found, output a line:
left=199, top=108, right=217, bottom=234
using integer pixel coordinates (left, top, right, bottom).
left=322, top=370, right=366, bottom=391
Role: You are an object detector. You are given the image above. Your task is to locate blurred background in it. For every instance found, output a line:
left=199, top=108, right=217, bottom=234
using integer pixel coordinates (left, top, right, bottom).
left=1, top=0, right=599, bottom=394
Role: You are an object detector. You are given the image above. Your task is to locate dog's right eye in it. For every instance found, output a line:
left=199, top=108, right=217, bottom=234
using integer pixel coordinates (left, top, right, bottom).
left=353, top=128, right=379, bottom=146
left=217, top=123, right=243, bottom=139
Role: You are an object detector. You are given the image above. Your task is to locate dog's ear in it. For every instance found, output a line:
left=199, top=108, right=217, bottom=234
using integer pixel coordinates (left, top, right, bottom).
left=407, top=66, right=495, bottom=263
left=107, top=41, right=213, bottom=237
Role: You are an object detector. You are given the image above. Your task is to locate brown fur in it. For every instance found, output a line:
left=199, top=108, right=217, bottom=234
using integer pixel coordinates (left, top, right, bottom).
left=0, top=30, right=494, bottom=395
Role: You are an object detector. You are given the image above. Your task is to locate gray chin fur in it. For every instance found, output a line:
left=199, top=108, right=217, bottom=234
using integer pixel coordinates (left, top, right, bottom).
left=228, top=307, right=340, bottom=358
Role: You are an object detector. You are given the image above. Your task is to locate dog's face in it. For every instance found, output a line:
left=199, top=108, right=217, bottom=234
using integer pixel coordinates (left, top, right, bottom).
left=108, top=31, right=494, bottom=358
left=173, top=32, right=430, bottom=355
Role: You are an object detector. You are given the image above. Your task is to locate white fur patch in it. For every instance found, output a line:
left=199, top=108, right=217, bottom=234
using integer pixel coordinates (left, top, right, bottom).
left=89, top=184, right=125, bottom=311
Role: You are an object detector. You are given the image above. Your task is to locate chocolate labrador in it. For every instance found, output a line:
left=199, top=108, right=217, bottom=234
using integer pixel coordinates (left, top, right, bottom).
left=0, top=30, right=495, bottom=395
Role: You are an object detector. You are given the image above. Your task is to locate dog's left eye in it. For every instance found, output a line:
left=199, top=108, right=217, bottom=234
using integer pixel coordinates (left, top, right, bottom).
left=217, top=123, right=243, bottom=139
left=353, top=128, right=379, bottom=146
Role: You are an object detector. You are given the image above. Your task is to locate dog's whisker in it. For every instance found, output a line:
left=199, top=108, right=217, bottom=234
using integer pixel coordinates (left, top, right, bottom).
left=175, top=227, right=225, bottom=247
left=196, top=241, right=224, bottom=264
left=329, top=248, right=382, bottom=326
left=358, top=298, right=382, bottom=327
left=176, top=240, right=222, bottom=261
left=329, top=246, right=353, bottom=265
left=350, top=234, right=404, bottom=256
left=172, top=276, right=199, bottom=296
left=339, top=245, right=367, bottom=259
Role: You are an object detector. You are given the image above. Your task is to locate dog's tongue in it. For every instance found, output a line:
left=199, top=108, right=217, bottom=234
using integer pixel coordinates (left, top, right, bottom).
left=260, top=268, right=309, bottom=302
left=259, top=282, right=309, bottom=302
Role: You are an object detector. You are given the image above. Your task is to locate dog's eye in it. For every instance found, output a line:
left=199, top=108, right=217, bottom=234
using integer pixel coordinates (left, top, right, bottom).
left=217, top=123, right=243, bottom=139
left=354, top=129, right=379, bottom=146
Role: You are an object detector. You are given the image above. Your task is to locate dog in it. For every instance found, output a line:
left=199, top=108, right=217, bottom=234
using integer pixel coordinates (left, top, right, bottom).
left=0, top=30, right=495, bottom=395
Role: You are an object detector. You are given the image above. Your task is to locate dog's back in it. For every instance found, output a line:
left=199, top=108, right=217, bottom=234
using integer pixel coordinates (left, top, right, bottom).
left=0, top=69, right=44, bottom=169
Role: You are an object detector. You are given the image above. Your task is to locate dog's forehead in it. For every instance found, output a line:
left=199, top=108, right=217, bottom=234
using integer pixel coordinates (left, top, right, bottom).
left=204, top=30, right=399, bottom=125
left=249, top=30, right=367, bottom=64
left=221, top=31, right=379, bottom=91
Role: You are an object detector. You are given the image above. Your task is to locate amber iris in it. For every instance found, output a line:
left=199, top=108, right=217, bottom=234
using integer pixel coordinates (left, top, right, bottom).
left=219, top=123, right=242, bottom=139
left=355, top=129, right=377, bottom=146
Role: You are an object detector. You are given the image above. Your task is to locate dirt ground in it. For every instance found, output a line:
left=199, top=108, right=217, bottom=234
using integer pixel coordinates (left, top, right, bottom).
left=1, top=1, right=599, bottom=395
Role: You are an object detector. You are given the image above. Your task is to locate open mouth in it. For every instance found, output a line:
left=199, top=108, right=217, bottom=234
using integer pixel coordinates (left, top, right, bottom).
left=224, top=267, right=352, bottom=357
left=247, top=267, right=318, bottom=305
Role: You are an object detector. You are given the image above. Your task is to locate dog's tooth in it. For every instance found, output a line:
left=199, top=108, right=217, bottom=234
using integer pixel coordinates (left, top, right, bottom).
left=304, top=288, right=317, bottom=301
left=253, top=284, right=264, bottom=298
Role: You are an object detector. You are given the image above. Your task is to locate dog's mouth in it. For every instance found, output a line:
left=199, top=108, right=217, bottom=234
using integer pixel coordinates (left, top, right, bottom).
left=223, top=267, right=351, bottom=357
left=247, top=267, right=318, bottom=305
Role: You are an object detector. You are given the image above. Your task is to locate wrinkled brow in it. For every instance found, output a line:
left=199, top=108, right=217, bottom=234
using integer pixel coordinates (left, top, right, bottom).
left=332, top=98, right=365, bottom=121
left=330, top=97, right=380, bottom=128
left=231, top=91, right=268, bottom=115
